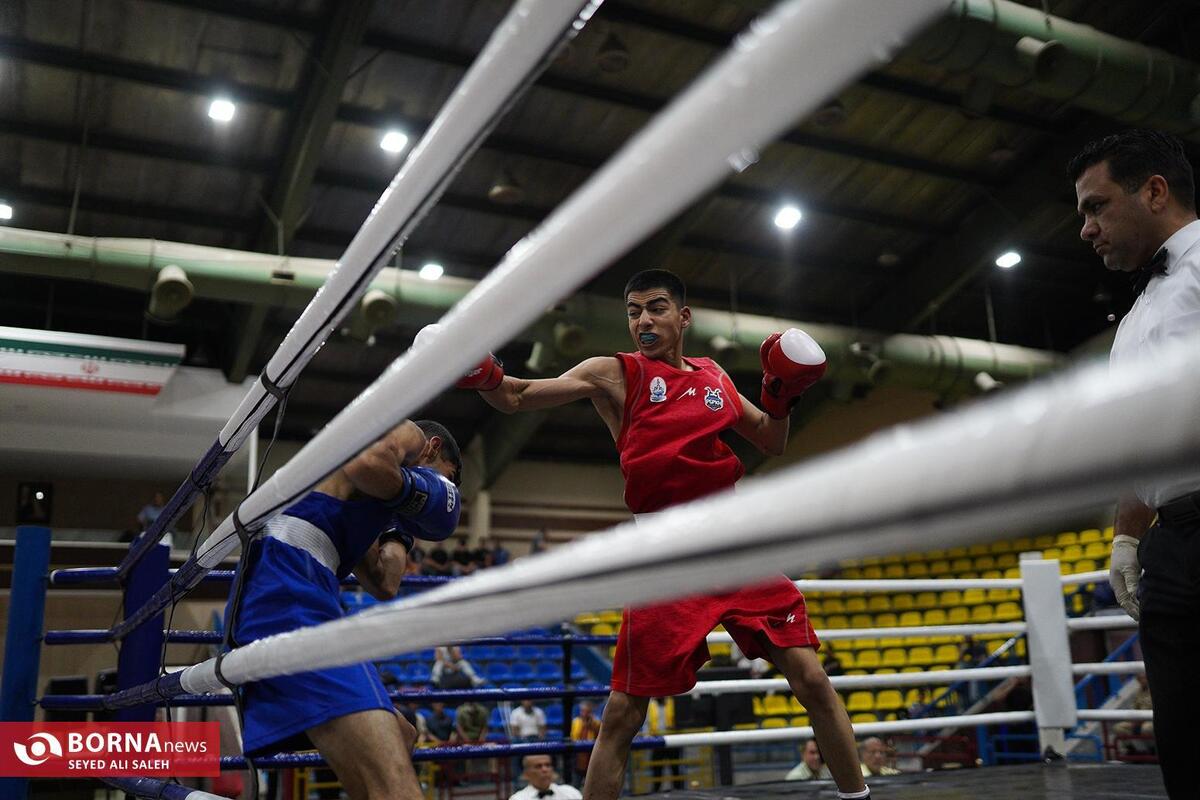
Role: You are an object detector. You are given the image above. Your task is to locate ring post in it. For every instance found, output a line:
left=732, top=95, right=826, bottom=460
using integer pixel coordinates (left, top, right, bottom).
left=560, top=626, right=575, bottom=785
left=116, top=541, right=170, bottom=722
left=1019, top=554, right=1077, bottom=757
left=0, top=525, right=52, bottom=800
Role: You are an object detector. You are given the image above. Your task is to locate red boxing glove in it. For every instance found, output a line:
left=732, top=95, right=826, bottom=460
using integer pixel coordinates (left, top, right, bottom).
left=456, top=353, right=505, bottom=391
left=759, top=328, right=827, bottom=419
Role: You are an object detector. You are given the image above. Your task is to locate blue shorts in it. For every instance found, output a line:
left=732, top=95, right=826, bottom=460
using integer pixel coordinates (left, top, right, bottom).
left=231, top=534, right=394, bottom=758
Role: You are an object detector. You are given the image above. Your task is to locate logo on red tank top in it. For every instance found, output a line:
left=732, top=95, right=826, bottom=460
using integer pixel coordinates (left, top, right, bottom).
left=704, top=386, right=724, bottom=411
left=649, top=376, right=667, bottom=403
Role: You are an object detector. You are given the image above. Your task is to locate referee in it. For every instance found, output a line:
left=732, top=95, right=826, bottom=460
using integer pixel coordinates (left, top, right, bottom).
left=1070, top=129, right=1200, bottom=799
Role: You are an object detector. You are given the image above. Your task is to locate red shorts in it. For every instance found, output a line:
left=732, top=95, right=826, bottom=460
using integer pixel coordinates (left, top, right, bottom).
left=610, top=576, right=819, bottom=697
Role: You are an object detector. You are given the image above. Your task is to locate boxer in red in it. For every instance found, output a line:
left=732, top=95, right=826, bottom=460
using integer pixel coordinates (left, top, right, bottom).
left=456, top=269, right=868, bottom=800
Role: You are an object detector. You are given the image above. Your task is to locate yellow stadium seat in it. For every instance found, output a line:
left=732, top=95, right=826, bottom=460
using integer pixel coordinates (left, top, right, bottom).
left=986, top=587, right=1009, bottom=602
left=996, top=553, right=1018, bottom=568
left=1012, top=536, right=1034, bottom=550
left=576, top=613, right=601, bottom=626
left=902, top=551, right=926, bottom=563
left=1056, top=531, right=1079, bottom=546
left=995, top=602, right=1022, bottom=621
left=734, top=722, right=759, bottom=730
left=762, top=718, right=787, bottom=729
left=906, top=562, right=929, bottom=578
left=935, top=644, right=960, bottom=663
left=922, top=609, right=947, bottom=626
left=928, top=560, right=951, bottom=576
left=1070, top=593, right=1086, bottom=614
left=1003, top=567, right=1020, bottom=579
left=825, top=615, right=848, bottom=629
left=875, top=690, right=904, bottom=712
left=938, top=590, right=963, bottom=606
left=851, top=712, right=877, bottom=724
left=970, top=605, right=995, bottom=623
left=1084, top=541, right=1107, bottom=559
left=973, top=555, right=996, bottom=571
left=789, top=696, right=806, bottom=714
left=791, top=715, right=810, bottom=728
left=949, top=558, right=971, bottom=574
left=710, top=643, right=732, bottom=658
left=867, top=595, right=891, bottom=612
left=837, top=652, right=856, bottom=668
left=862, top=566, right=884, bottom=580
left=926, top=549, right=947, bottom=560
left=810, top=616, right=826, bottom=629
left=845, top=596, right=868, bottom=613
left=806, top=599, right=822, bottom=614
left=901, top=666, right=924, bottom=673
left=915, top=591, right=938, bottom=609
left=908, top=646, right=935, bottom=666
left=898, top=611, right=922, bottom=627
left=967, top=543, right=990, bottom=556
left=856, top=651, right=881, bottom=670
left=1079, top=528, right=1102, bottom=544
left=846, top=669, right=868, bottom=676
left=592, top=623, right=615, bottom=635
left=962, top=589, right=985, bottom=605
left=753, top=697, right=767, bottom=716
left=876, top=613, right=898, bottom=628
left=1074, top=558, right=1098, bottom=574
left=881, top=554, right=904, bottom=565
left=1103, top=526, right=1114, bottom=541
left=846, top=691, right=875, bottom=712
left=765, top=695, right=791, bottom=716
left=1062, top=544, right=1084, bottom=561
left=851, top=614, right=873, bottom=629
left=1034, top=534, right=1055, bottom=548
left=823, top=597, right=846, bottom=614
left=903, top=688, right=926, bottom=707
left=599, top=610, right=623, bottom=624
left=988, top=540, right=1011, bottom=554
left=947, top=546, right=968, bottom=558
left=879, top=636, right=904, bottom=649
left=884, top=564, right=905, bottom=579
left=842, top=567, right=863, bottom=579
left=882, top=649, right=907, bottom=668
left=892, top=594, right=915, bottom=611
left=947, top=607, right=969, bottom=624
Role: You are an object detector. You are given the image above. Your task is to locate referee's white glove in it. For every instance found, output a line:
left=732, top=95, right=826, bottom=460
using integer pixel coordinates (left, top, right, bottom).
left=1109, top=535, right=1142, bottom=621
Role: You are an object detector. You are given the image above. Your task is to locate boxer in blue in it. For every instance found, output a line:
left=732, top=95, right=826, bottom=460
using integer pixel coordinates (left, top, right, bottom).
left=227, top=418, right=461, bottom=799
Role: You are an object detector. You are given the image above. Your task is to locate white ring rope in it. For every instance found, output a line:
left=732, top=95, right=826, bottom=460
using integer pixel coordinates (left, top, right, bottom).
left=1077, top=709, right=1155, bottom=722
left=663, top=712, right=1038, bottom=748
left=1067, top=616, right=1138, bottom=631
left=705, top=622, right=1029, bottom=644
left=795, top=578, right=1022, bottom=591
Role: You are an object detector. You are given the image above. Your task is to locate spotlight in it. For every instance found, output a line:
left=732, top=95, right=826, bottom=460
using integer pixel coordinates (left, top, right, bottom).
left=994, top=251, right=1021, bottom=269
left=419, top=262, right=443, bottom=281
left=596, top=33, right=630, bottom=73
left=0, top=203, right=12, bottom=221
left=380, top=130, right=409, bottom=154
left=1107, top=312, right=1117, bottom=322
left=207, top=98, right=236, bottom=122
left=774, top=205, right=802, bottom=230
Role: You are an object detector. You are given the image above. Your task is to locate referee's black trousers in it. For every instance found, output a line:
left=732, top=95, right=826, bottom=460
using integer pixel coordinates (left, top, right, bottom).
left=1138, top=519, right=1200, bottom=800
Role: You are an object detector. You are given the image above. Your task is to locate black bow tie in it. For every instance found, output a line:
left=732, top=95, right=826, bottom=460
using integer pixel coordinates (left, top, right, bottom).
left=1132, top=247, right=1168, bottom=295
left=537, top=791, right=554, bottom=798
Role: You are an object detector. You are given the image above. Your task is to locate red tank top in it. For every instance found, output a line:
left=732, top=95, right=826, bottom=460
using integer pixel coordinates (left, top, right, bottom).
left=615, top=351, right=745, bottom=514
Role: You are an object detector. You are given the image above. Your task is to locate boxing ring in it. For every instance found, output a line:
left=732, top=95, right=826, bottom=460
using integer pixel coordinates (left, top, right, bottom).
left=0, top=0, right=1188, bottom=797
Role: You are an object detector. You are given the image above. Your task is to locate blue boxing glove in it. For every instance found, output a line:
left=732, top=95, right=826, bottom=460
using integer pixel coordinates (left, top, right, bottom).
left=383, top=465, right=461, bottom=544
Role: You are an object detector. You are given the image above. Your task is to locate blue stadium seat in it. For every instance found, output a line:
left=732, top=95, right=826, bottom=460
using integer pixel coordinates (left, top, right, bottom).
left=516, top=645, right=539, bottom=660
left=486, top=663, right=512, bottom=682
left=569, top=663, right=587, bottom=681
left=492, top=645, right=517, bottom=661
left=511, top=662, right=535, bottom=682
left=535, top=663, right=560, bottom=682
left=545, top=706, right=564, bottom=726
left=538, top=645, right=561, bottom=661
left=489, top=707, right=506, bottom=730
left=406, top=664, right=432, bottom=684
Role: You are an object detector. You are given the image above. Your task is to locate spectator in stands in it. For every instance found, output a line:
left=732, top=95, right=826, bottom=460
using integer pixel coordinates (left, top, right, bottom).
left=645, top=697, right=684, bottom=792
left=507, top=755, right=581, bottom=800
left=432, top=646, right=485, bottom=690
left=469, top=539, right=490, bottom=571
left=423, top=543, right=454, bottom=577
left=786, top=739, right=831, bottom=781
left=958, top=636, right=987, bottom=667
left=904, top=686, right=931, bottom=719
left=486, top=536, right=511, bottom=567
left=859, top=737, right=900, bottom=777
left=821, top=647, right=845, bottom=677
left=136, top=491, right=174, bottom=549
left=454, top=700, right=490, bottom=745
left=570, top=701, right=602, bottom=776
left=426, top=702, right=455, bottom=745
left=451, top=535, right=477, bottom=575
left=1113, top=676, right=1156, bottom=755
left=392, top=688, right=430, bottom=746
left=529, top=528, right=547, bottom=555
left=509, top=699, right=547, bottom=742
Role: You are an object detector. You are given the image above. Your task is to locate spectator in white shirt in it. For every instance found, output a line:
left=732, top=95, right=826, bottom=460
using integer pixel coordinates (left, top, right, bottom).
left=509, top=699, right=547, bottom=741
left=507, top=755, right=581, bottom=800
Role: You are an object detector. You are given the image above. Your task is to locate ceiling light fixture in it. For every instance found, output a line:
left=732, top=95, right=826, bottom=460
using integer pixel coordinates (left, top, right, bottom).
left=773, top=205, right=802, bottom=230
left=994, top=250, right=1021, bottom=269
left=419, top=262, right=444, bottom=281
left=0, top=203, right=12, bottom=221
left=380, top=130, right=409, bottom=154
left=208, top=98, right=236, bottom=122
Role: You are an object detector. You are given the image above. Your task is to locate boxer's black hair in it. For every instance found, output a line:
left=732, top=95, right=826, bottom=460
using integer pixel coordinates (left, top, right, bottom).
left=415, top=419, right=461, bottom=485
left=624, top=269, right=686, bottom=308
left=1068, top=129, right=1196, bottom=211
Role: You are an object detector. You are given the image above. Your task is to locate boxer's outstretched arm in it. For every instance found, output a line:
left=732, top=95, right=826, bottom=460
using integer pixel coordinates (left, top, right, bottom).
left=732, top=393, right=789, bottom=456
left=480, top=356, right=621, bottom=413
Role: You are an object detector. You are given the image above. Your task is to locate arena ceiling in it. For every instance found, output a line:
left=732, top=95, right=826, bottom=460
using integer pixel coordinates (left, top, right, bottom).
left=1, top=0, right=1198, bottom=478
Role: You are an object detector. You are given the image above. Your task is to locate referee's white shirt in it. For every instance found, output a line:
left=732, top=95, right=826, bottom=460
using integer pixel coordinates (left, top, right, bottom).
left=508, top=783, right=582, bottom=800
left=1109, top=217, right=1200, bottom=509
